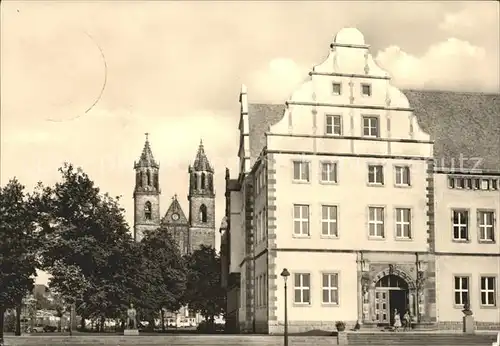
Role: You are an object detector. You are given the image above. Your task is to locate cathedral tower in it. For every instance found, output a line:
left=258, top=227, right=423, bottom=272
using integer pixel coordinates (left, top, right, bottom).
left=133, top=133, right=161, bottom=242
left=188, top=139, right=216, bottom=252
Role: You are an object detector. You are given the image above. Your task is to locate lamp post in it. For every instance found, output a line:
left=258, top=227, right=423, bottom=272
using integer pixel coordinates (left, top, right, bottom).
left=280, top=268, right=290, bottom=346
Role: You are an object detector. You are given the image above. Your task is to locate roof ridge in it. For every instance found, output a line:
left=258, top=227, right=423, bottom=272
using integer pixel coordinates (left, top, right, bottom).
left=403, top=89, right=500, bottom=96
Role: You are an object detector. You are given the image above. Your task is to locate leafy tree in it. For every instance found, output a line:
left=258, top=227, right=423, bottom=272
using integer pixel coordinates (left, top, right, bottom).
left=33, top=163, right=134, bottom=325
left=0, top=179, right=39, bottom=342
left=34, top=289, right=50, bottom=311
left=139, top=227, right=187, bottom=331
left=184, top=245, right=225, bottom=331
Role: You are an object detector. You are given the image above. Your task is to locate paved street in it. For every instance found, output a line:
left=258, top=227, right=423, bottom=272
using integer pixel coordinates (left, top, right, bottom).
left=3, top=333, right=498, bottom=346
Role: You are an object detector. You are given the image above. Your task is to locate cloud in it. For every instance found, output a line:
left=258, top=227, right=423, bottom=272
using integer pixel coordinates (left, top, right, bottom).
left=245, top=58, right=309, bottom=102
left=375, top=38, right=498, bottom=92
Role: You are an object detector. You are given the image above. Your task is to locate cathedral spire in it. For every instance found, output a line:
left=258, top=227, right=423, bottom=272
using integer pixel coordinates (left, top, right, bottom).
left=191, top=138, right=214, bottom=173
left=135, top=133, right=158, bottom=169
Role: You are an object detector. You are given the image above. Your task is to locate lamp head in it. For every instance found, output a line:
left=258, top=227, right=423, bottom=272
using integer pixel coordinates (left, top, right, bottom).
left=281, top=268, right=290, bottom=281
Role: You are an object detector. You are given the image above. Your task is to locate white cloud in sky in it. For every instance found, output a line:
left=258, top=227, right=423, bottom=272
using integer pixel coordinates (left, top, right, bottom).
left=246, top=58, right=309, bottom=102
left=375, top=37, right=497, bottom=92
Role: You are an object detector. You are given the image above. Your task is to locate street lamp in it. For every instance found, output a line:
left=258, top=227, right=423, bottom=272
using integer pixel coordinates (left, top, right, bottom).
left=280, top=268, right=290, bottom=346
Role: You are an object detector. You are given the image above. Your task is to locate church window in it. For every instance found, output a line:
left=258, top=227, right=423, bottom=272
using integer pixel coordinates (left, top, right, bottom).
left=208, top=174, right=213, bottom=192
left=139, top=171, right=144, bottom=187
left=194, top=173, right=198, bottom=190
left=147, top=170, right=151, bottom=186
left=153, top=172, right=159, bottom=189
left=201, top=173, right=206, bottom=189
left=199, top=204, right=207, bottom=223
left=144, top=201, right=152, bottom=220
left=136, top=172, right=141, bottom=188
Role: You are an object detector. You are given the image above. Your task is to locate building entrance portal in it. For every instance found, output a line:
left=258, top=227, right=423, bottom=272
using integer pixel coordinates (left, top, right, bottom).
left=374, top=274, right=409, bottom=326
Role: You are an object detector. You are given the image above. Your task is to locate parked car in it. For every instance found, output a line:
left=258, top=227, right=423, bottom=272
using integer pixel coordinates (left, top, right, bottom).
left=31, top=325, right=45, bottom=333
left=43, top=325, right=57, bottom=332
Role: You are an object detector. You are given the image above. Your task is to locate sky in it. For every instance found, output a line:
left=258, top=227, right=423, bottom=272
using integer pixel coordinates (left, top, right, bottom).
left=1, top=1, right=499, bottom=285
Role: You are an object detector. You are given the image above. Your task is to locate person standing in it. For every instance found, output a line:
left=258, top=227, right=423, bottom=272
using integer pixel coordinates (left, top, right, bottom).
left=403, top=310, right=411, bottom=331
left=393, top=309, right=402, bottom=332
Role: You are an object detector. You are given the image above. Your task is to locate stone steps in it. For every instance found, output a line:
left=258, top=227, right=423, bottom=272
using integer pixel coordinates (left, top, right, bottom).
left=347, top=332, right=497, bottom=345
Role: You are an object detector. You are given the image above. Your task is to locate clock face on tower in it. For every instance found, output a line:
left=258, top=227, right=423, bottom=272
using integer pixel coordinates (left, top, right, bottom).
left=171, top=213, right=179, bottom=221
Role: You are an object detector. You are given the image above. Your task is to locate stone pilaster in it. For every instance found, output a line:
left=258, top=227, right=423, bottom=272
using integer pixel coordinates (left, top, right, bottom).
left=266, top=153, right=279, bottom=334
left=244, top=179, right=255, bottom=332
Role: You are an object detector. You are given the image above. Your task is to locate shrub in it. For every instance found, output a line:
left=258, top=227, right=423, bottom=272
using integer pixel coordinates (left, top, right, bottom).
left=335, top=321, right=346, bottom=331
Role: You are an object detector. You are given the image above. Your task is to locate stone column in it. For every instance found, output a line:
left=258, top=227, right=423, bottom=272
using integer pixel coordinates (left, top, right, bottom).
left=409, top=291, right=415, bottom=319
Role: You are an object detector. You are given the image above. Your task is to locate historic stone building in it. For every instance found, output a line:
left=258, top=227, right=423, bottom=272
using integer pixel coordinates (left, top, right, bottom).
left=133, top=135, right=216, bottom=253
left=220, top=27, right=500, bottom=334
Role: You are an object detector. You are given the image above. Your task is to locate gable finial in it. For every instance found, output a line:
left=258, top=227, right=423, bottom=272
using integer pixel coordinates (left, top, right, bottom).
left=145, top=132, right=149, bottom=142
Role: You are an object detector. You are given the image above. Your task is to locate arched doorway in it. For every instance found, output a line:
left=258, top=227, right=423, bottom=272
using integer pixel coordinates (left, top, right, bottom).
left=374, top=274, right=409, bottom=325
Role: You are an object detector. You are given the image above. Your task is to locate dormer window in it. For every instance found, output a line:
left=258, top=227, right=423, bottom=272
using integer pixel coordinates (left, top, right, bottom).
left=361, top=84, right=372, bottom=97
left=332, top=83, right=342, bottom=95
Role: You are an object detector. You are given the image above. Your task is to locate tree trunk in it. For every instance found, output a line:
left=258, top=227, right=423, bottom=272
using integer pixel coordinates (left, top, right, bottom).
left=148, top=316, right=155, bottom=331
left=160, top=309, right=165, bottom=332
left=15, top=305, right=21, bottom=336
left=57, top=316, right=62, bottom=332
left=0, top=306, right=5, bottom=345
left=100, top=316, right=105, bottom=332
left=80, top=315, right=86, bottom=331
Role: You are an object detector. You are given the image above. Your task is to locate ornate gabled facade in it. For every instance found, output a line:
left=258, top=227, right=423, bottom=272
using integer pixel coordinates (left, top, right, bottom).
left=133, top=135, right=216, bottom=253
left=161, top=194, right=190, bottom=255
left=221, top=27, right=500, bottom=334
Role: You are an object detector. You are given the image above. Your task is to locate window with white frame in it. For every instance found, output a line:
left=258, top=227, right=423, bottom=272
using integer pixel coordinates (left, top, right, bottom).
left=368, top=165, right=384, bottom=184
left=325, top=115, right=342, bottom=135
left=478, top=211, right=495, bottom=242
left=395, top=208, right=411, bottom=239
left=256, top=275, right=260, bottom=306
left=454, top=276, right=469, bottom=306
left=363, top=116, right=379, bottom=137
left=332, top=83, right=341, bottom=95
left=452, top=209, right=469, bottom=241
left=254, top=212, right=260, bottom=245
left=260, top=168, right=266, bottom=191
left=294, top=273, right=311, bottom=304
left=262, top=274, right=267, bottom=306
left=368, top=207, right=385, bottom=238
left=293, top=161, right=310, bottom=182
left=322, top=273, right=339, bottom=304
left=321, top=205, right=338, bottom=237
left=361, top=84, right=372, bottom=97
left=262, top=208, right=267, bottom=242
left=480, top=276, right=496, bottom=306
left=395, top=166, right=411, bottom=186
left=293, top=204, right=309, bottom=236
left=481, top=179, right=490, bottom=190
left=321, top=162, right=338, bottom=183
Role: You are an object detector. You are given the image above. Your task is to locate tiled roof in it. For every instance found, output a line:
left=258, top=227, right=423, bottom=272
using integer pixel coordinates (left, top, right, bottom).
left=403, top=90, right=500, bottom=172
left=247, top=90, right=500, bottom=173
left=248, top=104, right=286, bottom=164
